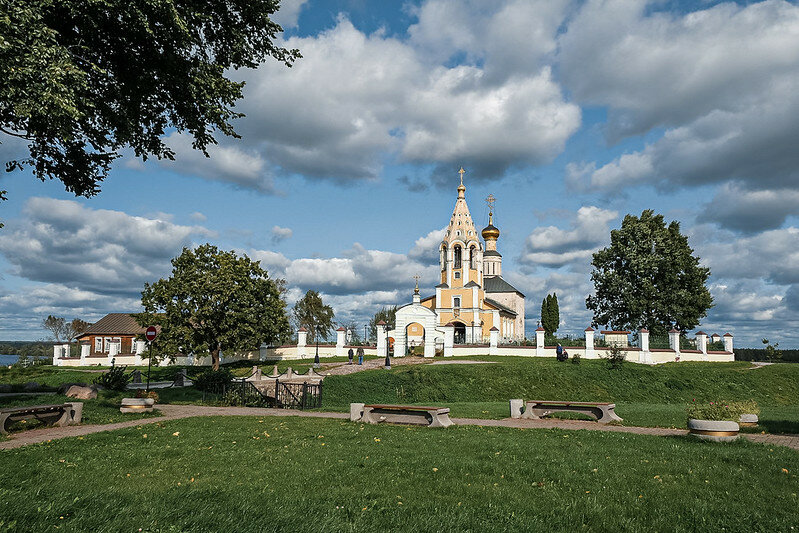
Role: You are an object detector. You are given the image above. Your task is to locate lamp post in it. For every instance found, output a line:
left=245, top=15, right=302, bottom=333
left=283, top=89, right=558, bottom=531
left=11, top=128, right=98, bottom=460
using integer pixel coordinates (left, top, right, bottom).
left=384, top=325, right=391, bottom=370
left=314, top=325, right=320, bottom=369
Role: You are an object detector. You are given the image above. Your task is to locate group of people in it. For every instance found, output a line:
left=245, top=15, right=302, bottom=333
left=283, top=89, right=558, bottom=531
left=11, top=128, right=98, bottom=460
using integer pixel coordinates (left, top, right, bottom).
left=556, top=343, right=570, bottom=362
left=347, top=346, right=366, bottom=365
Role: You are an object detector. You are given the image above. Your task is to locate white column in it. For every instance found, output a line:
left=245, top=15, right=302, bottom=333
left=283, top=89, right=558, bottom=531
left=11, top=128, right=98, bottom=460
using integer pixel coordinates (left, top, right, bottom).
left=376, top=323, right=388, bottom=359
left=80, top=344, right=90, bottom=363
left=489, top=327, right=499, bottom=356
left=696, top=331, right=708, bottom=359
left=585, top=327, right=595, bottom=359
left=53, top=345, right=62, bottom=366
left=669, top=329, right=681, bottom=356
left=723, top=333, right=734, bottom=353
left=536, top=327, right=545, bottom=357
left=639, top=329, right=650, bottom=363
left=442, top=324, right=454, bottom=357
left=336, top=327, right=346, bottom=358
left=424, top=319, right=435, bottom=358
left=297, top=328, right=308, bottom=358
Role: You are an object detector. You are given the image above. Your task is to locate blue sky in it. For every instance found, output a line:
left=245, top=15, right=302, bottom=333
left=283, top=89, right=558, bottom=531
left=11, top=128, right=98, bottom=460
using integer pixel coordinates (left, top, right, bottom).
left=2, top=0, right=798, bottom=347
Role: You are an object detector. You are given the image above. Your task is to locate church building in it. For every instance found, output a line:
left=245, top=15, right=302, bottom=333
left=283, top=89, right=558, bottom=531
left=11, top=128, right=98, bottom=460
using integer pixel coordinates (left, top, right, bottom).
left=393, top=169, right=525, bottom=357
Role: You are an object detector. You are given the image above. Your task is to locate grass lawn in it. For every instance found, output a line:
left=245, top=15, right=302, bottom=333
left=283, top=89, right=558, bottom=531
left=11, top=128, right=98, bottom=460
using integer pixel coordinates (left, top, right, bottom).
left=319, top=357, right=799, bottom=432
left=0, top=416, right=797, bottom=532
left=0, top=391, right=159, bottom=433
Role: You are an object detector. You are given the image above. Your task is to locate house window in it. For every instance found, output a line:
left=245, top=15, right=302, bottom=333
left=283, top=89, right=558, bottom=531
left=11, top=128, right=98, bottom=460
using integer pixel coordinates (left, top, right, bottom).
left=95, top=337, right=102, bottom=352
left=453, top=297, right=461, bottom=308
left=454, top=272, right=460, bottom=279
left=104, top=337, right=113, bottom=353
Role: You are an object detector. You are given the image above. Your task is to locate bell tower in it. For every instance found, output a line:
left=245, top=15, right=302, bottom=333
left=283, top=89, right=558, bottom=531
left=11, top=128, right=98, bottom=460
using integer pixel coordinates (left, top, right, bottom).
left=440, top=168, right=483, bottom=288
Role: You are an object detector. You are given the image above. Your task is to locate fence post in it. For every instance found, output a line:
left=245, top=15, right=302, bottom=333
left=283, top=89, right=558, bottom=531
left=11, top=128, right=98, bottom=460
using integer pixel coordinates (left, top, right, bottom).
left=301, top=383, right=308, bottom=410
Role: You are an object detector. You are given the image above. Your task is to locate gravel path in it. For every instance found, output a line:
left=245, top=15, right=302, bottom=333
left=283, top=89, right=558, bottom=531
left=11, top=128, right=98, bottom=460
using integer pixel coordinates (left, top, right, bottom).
left=2, top=404, right=797, bottom=452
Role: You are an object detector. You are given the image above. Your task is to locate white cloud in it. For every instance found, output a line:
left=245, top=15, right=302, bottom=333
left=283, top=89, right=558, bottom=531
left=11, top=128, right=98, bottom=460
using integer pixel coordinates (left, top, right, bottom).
left=159, top=132, right=276, bottom=193
left=271, top=225, right=293, bottom=244
left=408, top=227, right=446, bottom=261
left=190, top=212, right=207, bottom=222
left=559, top=0, right=799, bottom=193
left=520, top=206, right=617, bottom=267
left=0, top=198, right=211, bottom=295
left=272, top=0, right=309, bottom=29
left=227, top=12, right=578, bottom=185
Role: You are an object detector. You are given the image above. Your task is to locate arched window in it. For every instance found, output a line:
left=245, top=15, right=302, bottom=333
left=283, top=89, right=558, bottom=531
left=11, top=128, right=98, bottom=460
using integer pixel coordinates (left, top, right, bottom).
left=469, top=245, right=476, bottom=269
left=454, top=245, right=462, bottom=268
left=440, top=245, right=447, bottom=271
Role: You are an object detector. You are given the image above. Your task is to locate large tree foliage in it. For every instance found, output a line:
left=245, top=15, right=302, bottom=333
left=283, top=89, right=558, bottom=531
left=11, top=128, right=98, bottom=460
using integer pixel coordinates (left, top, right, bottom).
left=369, top=306, right=397, bottom=340
left=586, top=210, right=712, bottom=336
left=0, top=0, right=300, bottom=197
left=540, top=292, right=559, bottom=335
left=292, top=290, right=334, bottom=344
left=138, top=244, right=290, bottom=370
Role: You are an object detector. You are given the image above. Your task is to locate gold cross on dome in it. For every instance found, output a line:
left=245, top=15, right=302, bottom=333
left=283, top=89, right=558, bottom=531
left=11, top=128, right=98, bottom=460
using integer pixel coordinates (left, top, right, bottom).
left=413, top=274, right=421, bottom=294
left=486, top=194, right=496, bottom=214
left=458, top=167, right=465, bottom=185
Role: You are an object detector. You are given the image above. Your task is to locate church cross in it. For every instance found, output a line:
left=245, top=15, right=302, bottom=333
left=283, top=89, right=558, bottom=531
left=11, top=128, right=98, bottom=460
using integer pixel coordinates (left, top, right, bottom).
left=458, top=167, right=465, bottom=185
left=486, top=194, right=496, bottom=214
left=413, top=274, right=421, bottom=294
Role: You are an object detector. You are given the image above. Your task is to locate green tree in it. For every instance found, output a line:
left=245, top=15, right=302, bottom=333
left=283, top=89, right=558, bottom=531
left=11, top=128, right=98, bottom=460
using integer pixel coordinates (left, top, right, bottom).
left=0, top=0, right=300, bottom=198
left=761, top=338, right=782, bottom=362
left=586, top=210, right=713, bottom=336
left=138, top=244, right=290, bottom=371
left=41, top=315, right=67, bottom=342
left=540, top=292, right=559, bottom=336
left=292, top=290, right=335, bottom=345
left=369, top=306, right=397, bottom=340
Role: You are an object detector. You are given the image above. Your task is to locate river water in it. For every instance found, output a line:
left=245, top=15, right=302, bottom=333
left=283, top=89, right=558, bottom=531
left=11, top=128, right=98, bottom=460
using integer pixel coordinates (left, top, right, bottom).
left=0, top=354, right=19, bottom=366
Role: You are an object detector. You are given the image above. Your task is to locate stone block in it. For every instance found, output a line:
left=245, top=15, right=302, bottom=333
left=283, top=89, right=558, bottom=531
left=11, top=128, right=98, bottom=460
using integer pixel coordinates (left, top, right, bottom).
left=509, top=399, right=523, bottom=419
left=350, top=403, right=365, bottom=422
left=66, top=385, right=97, bottom=400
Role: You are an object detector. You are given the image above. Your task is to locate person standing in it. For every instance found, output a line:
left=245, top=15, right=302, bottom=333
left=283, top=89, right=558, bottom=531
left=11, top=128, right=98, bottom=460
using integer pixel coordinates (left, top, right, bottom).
left=556, top=343, right=564, bottom=362
left=348, top=347, right=354, bottom=365
left=357, top=346, right=364, bottom=365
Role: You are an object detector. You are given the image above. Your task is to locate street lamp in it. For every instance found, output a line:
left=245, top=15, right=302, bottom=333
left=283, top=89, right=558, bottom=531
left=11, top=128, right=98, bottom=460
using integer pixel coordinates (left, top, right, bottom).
left=314, top=324, right=320, bottom=369
left=384, top=324, right=391, bottom=369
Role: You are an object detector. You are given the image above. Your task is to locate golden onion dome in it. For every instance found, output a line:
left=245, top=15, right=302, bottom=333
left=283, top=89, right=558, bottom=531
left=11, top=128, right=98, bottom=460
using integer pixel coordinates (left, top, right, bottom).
left=482, top=212, right=500, bottom=240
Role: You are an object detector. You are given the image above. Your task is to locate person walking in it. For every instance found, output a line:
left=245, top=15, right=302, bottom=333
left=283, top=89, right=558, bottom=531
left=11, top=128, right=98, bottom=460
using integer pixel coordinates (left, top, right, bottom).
left=556, top=343, right=564, bottom=362
left=357, top=346, right=364, bottom=365
left=348, top=347, right=354, bottom=365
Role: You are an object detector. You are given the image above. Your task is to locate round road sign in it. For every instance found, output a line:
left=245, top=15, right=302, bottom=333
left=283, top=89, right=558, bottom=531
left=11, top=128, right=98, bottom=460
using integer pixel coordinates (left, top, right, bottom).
left=145, top=326, right=157, bottom=342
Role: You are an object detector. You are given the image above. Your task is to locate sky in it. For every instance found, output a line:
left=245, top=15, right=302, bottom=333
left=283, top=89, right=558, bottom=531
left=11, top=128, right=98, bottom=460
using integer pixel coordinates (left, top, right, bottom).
left=1, top=0, right=798, bottom=347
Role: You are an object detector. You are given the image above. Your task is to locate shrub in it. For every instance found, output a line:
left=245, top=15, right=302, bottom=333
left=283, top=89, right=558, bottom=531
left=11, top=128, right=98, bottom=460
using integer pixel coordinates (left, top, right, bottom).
left=686, top=400, right=758, bottom=421
left=92, top=365, right=130, bottom=391
left=571, top=352, right=581, bottom=365
left=193, top=368, right=234, bottom=392
left=604, top=345, right=625, bottom=370
left=134, top=389, right=160, bottom=402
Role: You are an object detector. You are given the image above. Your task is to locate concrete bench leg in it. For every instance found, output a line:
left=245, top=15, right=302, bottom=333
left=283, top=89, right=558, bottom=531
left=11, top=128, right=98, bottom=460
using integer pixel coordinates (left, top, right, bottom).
left=520, top=403, right=540, bottom=420
left=67, top=402, right=84, bottom=424
left=596, top=407, right=623, bottom=424
left=509, top=399, right=523, bottom=419
left=0, top=413, right=10, bottom=435
left=350, top=403, right=365, bottom=422
left=428, top=412, right=453, bottom=428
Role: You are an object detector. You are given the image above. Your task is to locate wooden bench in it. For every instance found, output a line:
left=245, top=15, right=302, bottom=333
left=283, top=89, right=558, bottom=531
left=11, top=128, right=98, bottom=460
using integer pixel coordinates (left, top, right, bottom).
left=0, top=402, right=83, bottom=435
left=354, top=403, right=453, bottom=428
left=520, top=400, right=622, bottom=424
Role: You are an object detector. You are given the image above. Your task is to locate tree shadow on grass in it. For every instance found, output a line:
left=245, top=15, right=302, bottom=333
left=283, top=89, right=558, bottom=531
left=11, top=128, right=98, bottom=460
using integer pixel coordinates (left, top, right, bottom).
left=742, top=419, right=799, bottom=436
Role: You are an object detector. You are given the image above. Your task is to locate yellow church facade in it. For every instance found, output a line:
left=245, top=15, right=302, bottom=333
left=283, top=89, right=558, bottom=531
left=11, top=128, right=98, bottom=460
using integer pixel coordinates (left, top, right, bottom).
left=393, top=170, right=525, bottom=356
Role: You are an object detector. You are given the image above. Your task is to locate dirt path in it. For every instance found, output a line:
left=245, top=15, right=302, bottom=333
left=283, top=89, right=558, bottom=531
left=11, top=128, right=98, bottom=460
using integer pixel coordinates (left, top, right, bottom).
left=2, top=404, right=797, bottom=452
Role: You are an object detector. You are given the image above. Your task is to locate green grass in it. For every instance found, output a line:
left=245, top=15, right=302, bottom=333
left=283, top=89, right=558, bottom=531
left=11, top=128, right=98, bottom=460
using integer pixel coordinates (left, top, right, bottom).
left=0, top=416, right=797, bottom=532
left=0, top=391, right=159, bottom=433
left=323, top=357, right=799, bottom=406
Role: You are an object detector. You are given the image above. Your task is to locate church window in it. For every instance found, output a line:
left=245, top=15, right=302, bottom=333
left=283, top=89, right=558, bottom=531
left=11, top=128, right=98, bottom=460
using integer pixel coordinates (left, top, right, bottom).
left=454, top=245, right=462, bottom=268
left=454, top=272, right=460, bottom=279
left=469, top=245, right=476, bottom=269
left=453, top=296, right=461, bottom=308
